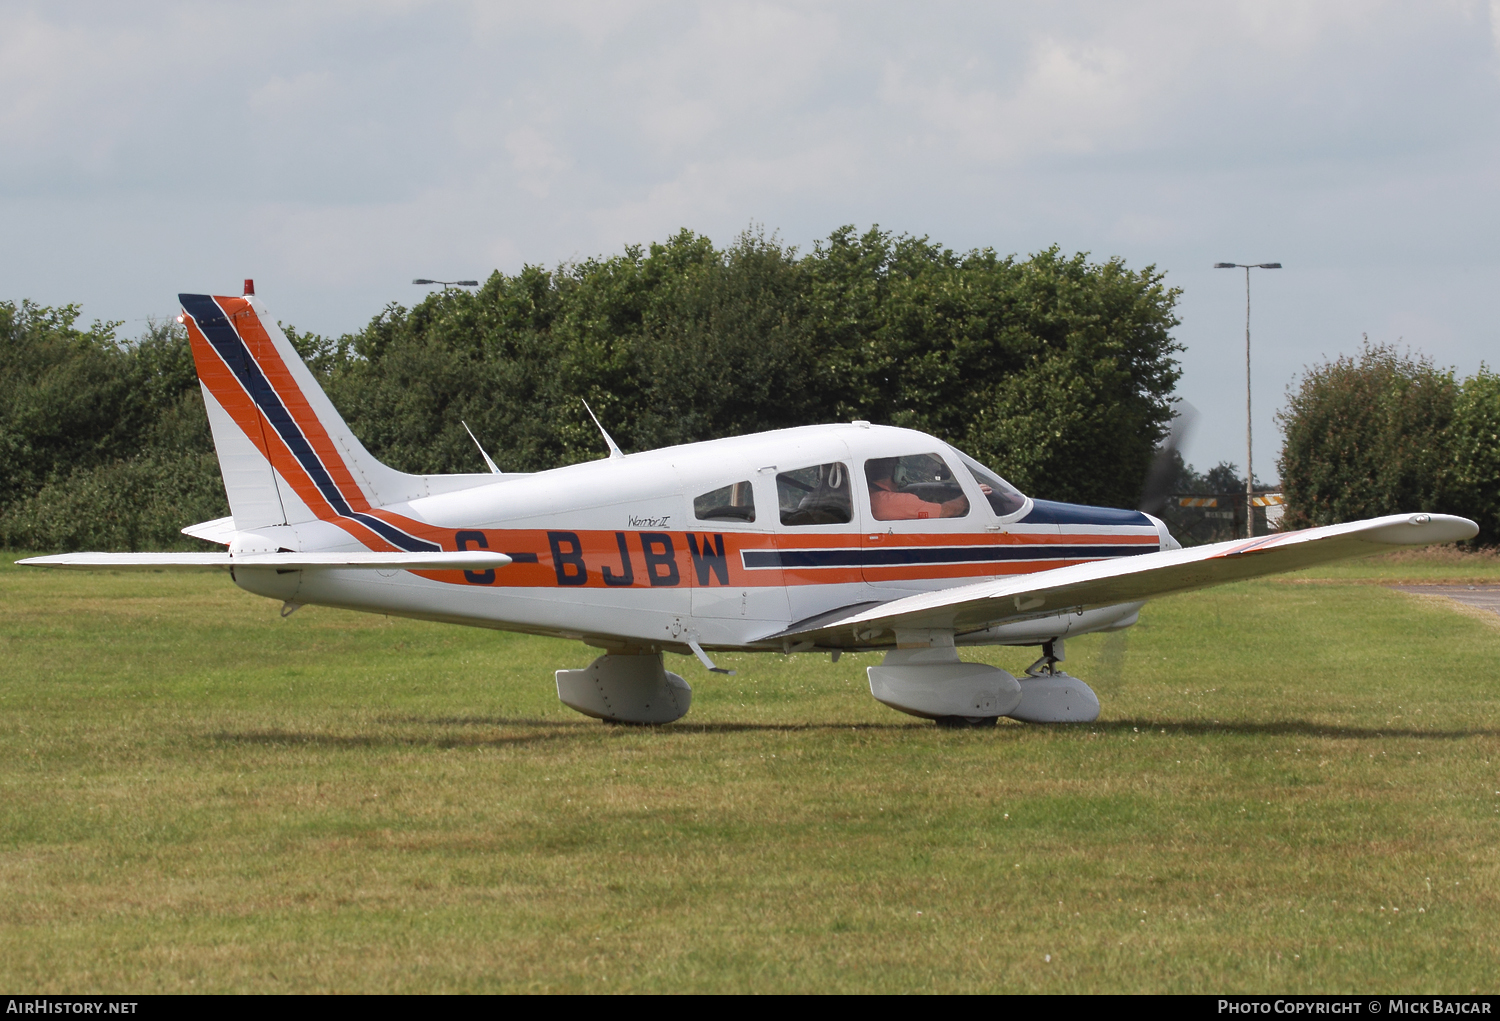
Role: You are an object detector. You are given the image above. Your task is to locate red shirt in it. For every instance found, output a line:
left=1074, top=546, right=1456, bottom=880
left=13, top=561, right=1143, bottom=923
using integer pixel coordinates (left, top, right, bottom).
left=869, top=481, right=968, bottom=520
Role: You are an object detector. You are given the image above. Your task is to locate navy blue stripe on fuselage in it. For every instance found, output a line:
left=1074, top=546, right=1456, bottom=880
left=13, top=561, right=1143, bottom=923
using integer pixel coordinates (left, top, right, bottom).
left=741, top=544, right=1156, bottom=570
left=181, top=294, right=439, bottom=553
left=1020, top=499, right=1153, bottom=526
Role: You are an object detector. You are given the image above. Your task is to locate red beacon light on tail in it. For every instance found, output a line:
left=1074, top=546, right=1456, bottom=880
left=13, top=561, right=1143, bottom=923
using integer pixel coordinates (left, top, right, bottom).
left=177, top=280, right=253, bottom=324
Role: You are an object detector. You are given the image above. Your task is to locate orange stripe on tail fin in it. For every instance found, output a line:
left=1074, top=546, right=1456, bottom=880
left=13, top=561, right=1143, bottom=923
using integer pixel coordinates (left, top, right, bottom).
left=179, top=291, right=450, bottom=552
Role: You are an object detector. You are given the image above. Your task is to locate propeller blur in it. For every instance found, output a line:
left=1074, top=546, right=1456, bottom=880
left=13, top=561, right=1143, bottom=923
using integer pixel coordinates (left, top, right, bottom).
left=19, top=291, right=1480, bottom=727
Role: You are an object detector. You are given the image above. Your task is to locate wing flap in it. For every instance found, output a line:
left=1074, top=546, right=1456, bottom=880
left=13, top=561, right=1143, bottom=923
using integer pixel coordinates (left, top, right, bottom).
left=16, top=551, right=513, bottom=572
left=781, top=513, right=1478, bottom=643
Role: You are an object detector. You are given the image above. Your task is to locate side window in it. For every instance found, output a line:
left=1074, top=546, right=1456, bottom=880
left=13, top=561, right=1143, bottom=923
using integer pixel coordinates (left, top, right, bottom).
left=694, top=481, right=756, bottom=522
left=864, top=453, right=971, bottom=521
left=955, top=450, right=1027, bottom=516
left=777, top=462, right=852, bottom=526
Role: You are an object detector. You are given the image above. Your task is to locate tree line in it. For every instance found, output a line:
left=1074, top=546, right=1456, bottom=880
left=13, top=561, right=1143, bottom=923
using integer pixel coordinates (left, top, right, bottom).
left=1, top=227, right=1184, bottom=551
left=1277, top=342, right=1500, bottom=545
left=6, top=229, right=1497, bottom=554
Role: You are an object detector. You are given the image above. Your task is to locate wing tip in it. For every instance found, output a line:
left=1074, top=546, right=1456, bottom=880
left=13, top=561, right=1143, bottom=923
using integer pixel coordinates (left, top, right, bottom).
left=1368, top=513, right=1479, bottom=546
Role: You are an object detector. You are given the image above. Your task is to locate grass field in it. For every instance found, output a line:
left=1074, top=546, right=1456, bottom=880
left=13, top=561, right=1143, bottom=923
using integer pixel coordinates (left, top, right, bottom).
left=1, top=550, right=1498, bottom=993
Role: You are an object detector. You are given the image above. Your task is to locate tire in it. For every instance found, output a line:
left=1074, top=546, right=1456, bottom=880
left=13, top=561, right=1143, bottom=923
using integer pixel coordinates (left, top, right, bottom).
left=935, top=715, right=999, bottom=729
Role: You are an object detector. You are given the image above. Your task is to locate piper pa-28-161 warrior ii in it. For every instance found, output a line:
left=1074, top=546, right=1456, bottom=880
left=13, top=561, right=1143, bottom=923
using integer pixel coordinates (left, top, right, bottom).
left=20, top=288, right=1481, bottom=727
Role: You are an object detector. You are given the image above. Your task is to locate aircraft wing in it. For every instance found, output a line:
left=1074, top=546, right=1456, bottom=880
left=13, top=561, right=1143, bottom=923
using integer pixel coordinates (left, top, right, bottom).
left=16, top=551, right=513, bottom=572
left=774, top=513, right=1478, bottom=645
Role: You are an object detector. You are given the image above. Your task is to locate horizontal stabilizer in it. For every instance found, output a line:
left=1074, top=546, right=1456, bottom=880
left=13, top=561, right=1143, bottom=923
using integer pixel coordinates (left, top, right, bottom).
left=770, top=513, right=1479, bottom=645
left=181, top=516, right=238, bottom=545
left=17, top=551, right=513, bottom=572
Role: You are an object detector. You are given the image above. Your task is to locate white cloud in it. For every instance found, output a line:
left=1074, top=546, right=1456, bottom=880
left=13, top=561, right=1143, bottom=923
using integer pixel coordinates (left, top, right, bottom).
left=504, top=126, right=572, bottom=198
left=879, top=34, right=1145, bottom=165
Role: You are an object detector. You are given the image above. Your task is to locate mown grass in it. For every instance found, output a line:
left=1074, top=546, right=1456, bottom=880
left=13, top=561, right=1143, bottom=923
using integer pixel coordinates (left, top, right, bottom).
left=1, top=551, right=1497, bottom=993
left=1282, top=544, right=1500, bottom=584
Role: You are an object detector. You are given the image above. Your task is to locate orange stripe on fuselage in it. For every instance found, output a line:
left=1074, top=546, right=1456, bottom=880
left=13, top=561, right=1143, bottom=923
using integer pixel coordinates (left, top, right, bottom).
left=403, top=527, right=1157, bottom=590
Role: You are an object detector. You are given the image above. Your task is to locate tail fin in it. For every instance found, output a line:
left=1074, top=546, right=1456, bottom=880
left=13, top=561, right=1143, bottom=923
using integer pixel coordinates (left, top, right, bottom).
left=179, top=292, right=442, bottom=549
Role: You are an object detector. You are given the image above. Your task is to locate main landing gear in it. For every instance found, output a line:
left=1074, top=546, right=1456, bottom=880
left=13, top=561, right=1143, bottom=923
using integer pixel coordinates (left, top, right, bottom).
left=555, top=652, right=692, bottom=725
left=553, top=636, right=1100, bottom=727
left=866, top=634, right=1100, bottom=726
left=934, top=714, right=999, bottom=729
left=866, top=631, right=1022, bottom=725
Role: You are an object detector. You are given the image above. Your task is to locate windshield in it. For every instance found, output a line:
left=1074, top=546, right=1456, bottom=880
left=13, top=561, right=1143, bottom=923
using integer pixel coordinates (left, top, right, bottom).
left=955, top=451, right=1027, bottom=517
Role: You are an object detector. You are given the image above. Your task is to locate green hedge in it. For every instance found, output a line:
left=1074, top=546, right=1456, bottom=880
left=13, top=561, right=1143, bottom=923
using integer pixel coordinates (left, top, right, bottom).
left=1278, top=343, right=1500, bottom=544
left=3, top=227, right=1185, bottom=551
left=0, top=302, right=225, bottom=551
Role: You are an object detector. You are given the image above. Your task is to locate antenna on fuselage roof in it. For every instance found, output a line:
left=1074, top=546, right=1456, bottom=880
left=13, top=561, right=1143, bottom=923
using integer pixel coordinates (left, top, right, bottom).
left=461, top=421, right=501, bottom=474
left=581, top=400, right=625, bottom=460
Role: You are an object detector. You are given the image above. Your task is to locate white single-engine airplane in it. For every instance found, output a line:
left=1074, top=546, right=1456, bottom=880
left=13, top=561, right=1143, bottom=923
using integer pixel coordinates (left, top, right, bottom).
left=20, top=289, right=1480, bottom=727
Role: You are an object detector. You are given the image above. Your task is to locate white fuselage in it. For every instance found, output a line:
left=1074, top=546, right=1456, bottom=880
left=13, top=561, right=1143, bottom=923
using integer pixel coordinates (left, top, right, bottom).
left=228, top=424, right=1166, bottom=654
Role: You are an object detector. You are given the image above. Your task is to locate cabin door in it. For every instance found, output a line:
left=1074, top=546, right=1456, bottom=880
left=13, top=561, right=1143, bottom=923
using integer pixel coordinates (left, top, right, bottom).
left=859, top=450, right=988, bottom=593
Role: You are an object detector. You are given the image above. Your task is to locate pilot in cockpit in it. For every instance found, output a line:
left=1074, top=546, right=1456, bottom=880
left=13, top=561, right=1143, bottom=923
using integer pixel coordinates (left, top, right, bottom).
left=865, top=454, right=972, bottom=520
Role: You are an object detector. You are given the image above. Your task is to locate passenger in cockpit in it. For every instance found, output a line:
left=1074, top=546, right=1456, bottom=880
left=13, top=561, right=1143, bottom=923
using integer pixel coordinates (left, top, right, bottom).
left=865, top=455, right=971, bottom=521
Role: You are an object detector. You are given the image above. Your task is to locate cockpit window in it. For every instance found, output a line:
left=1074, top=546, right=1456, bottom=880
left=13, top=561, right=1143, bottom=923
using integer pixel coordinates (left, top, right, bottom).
left=777, top=462, right=853, bottom=526
left=956, top=450, right=1027, bottom=516
left=694, top=481, right=756, bottom=522
left=864, top=453, right=970, bottom=520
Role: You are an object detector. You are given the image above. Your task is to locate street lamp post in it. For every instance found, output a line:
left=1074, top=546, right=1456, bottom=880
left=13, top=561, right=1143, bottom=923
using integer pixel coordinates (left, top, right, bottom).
left=1214, top=261, right=1281, bottom=537
left=413, top=278, right=480, bottom=291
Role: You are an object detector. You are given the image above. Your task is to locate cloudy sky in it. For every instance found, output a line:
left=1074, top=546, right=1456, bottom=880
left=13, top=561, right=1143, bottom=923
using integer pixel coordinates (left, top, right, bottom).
left=4, top=1, right=1498, bottom=477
